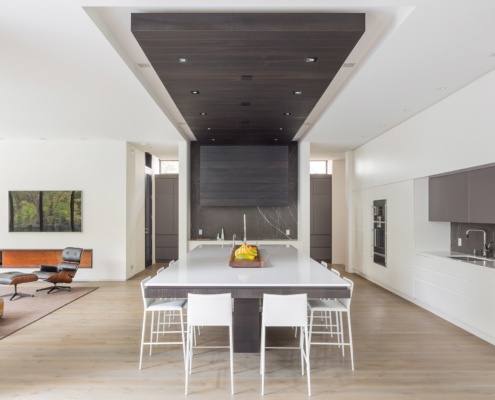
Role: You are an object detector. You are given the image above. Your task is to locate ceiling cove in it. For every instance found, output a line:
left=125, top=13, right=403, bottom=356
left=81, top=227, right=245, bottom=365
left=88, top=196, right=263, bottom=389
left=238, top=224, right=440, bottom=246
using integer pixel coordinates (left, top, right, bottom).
left=131, top=13, right=365, bottom=145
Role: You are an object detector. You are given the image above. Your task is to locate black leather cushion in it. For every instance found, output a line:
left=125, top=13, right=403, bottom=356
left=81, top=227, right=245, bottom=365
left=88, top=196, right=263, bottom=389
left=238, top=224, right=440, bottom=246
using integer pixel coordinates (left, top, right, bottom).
left=40, top=265, right=58, bottom=273
left=61, top=247, right=83, bottom=263
left=57, top=262, right=78, bottom=272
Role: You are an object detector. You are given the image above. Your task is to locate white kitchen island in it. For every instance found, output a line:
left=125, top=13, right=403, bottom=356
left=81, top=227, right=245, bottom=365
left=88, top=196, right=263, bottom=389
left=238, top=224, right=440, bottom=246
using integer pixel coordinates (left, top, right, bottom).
left=145, top=244, right=350, bottom=352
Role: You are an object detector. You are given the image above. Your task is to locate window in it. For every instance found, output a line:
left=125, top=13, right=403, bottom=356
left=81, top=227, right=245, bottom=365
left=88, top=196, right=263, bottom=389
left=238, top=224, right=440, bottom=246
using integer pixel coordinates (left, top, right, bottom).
left=310, top=160, right=332, bottom=174
left=160, top=160, right=179, bottom=174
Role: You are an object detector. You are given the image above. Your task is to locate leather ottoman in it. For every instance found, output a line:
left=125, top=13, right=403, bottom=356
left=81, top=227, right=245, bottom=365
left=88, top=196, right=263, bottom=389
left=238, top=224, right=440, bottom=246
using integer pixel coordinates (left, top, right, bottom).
left=0, top=272, right=39, bottom=301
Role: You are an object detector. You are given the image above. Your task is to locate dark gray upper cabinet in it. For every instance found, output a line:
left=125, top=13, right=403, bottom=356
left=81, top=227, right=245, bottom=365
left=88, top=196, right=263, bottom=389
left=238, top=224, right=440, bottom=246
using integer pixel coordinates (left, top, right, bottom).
left=429, top=165, right=495, bottom=223
left=468, top=166, right=495, bottom=223
left=429, top=176, right=447, bottom=221
left=429, top=172, right=468, bottom=222
left=446, top=172, right=468, bottom=222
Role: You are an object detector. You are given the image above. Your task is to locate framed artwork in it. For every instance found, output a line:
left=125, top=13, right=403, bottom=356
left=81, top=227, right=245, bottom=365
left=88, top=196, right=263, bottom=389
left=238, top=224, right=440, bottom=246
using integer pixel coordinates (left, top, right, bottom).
left=9, top=191, right=82, bottom=232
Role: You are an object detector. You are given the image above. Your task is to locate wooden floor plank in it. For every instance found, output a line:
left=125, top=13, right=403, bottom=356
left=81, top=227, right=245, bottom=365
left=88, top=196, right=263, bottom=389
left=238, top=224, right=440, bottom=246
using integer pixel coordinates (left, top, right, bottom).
left=1, top=265, right=495, bottom=399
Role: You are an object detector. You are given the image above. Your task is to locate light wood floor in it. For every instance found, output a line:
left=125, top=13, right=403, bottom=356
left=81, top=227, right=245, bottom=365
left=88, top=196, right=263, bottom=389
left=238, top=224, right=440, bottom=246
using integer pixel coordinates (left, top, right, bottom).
left=1, top=265, right=495, bottom=399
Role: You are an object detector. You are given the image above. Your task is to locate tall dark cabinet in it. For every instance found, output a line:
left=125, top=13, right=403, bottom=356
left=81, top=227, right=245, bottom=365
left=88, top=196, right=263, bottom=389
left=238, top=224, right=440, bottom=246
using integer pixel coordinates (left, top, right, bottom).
left=155, top=174, right=178, bottom=262
left=310, top=175, right=332, bottom=262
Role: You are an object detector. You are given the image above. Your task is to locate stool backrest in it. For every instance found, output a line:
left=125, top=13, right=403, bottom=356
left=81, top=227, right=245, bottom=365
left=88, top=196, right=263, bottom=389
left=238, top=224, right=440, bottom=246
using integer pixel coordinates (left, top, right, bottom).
left=140, top=276, right=154, bottom=309
left=187, top=293, right=232, bottom=327
left=262, top=293, right=307, bottom=327
left=339, top=277, right=354, bottom=308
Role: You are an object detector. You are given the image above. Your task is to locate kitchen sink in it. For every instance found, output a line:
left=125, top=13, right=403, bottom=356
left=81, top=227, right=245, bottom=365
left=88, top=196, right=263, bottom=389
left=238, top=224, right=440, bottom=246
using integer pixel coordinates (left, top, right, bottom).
left=448, top=256, right=482, bottom=262
left=448, top=255, right=495, bottom=267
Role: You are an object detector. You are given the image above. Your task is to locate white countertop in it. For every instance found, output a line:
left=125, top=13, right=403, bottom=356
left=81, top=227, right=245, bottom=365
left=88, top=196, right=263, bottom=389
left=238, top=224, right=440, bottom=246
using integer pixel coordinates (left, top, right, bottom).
left=147, top=244, right=348, bottom=288
left=417, top=250, right=495, bottom=268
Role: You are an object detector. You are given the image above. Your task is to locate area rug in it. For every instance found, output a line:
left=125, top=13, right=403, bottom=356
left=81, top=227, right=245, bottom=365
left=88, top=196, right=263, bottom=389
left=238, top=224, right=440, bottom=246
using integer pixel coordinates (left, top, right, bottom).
left=0, top=286, right=97, bottom=339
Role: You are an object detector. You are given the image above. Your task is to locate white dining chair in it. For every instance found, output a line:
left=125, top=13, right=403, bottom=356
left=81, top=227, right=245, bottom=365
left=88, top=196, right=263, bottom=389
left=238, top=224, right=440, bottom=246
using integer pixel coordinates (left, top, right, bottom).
left=185, top=293, right=234, bottom=395
left=261, top=293, right=311, bottom=396
left=139, top=276, right=187, bottom=369
left=307, top=277, right=355, bottom=370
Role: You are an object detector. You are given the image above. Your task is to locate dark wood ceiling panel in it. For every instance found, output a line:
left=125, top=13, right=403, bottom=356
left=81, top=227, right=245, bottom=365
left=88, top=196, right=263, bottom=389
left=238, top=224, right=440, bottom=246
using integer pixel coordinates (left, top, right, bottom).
left=131, top=13, right=365, bottom=144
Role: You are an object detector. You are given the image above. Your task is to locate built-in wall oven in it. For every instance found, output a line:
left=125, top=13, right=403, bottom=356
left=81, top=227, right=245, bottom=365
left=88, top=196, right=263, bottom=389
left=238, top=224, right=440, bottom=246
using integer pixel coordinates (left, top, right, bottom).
left=372, top=199, right=387, bottom=267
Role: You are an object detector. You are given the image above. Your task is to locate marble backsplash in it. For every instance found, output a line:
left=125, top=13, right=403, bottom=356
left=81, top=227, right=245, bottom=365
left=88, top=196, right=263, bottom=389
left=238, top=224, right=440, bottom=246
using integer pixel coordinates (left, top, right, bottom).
left=190, top=142, right=298, bottom=241
left=451, top=222, right=495, bottom=257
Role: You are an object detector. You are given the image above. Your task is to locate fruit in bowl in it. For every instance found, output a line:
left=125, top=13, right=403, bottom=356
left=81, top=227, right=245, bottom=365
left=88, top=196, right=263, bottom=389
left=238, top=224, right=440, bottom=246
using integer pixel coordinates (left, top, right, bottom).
left=235, top=243, right=258, bottom=261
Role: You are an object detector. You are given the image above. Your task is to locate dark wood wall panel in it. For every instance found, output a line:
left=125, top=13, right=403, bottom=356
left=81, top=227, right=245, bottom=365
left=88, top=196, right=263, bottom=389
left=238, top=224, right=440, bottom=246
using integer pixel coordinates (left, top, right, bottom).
left=200, top=146, right=288, bottom=207
left=131, top=13, right=365, bottom=145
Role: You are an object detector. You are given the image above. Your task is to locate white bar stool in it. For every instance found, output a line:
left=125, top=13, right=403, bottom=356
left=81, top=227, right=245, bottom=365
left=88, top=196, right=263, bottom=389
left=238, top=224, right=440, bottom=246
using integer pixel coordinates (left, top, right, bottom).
left=139, top=276, right=187, bottom=369
left=307, top=277, right=355, bottom=370
left=261, top=293, right=311, bottom=396
left=185, top=293, right=234, bottom=395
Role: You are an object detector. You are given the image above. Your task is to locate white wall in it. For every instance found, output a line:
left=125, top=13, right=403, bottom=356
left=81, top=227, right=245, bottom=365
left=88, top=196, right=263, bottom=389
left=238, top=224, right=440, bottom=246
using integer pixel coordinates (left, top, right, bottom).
left=126, top=144, right=146, bottom=279
left=298, top=142, right=311, bottom=255
left=0, top=141, right=129, bottom=281
left=178, top=141, right=190, bottom=260
left=332, top=159, right=347, bottom=264
left=354, top=69, right=495, bottom=190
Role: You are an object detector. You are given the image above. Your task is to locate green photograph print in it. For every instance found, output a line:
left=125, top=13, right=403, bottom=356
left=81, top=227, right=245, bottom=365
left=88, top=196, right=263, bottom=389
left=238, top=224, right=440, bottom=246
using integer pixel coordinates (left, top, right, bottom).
left=9, top=191, right=82, bottom=232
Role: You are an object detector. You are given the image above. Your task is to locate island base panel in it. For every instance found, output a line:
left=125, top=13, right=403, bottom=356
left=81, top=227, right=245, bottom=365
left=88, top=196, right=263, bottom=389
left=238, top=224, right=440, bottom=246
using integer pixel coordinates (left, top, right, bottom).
left=233, top=298, right=260, bottom=353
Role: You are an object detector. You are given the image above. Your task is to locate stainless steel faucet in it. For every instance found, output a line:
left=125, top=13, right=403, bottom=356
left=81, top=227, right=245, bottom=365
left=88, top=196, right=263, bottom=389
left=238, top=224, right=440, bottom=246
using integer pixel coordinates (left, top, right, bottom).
left=466, top=229, right=490, bottom=258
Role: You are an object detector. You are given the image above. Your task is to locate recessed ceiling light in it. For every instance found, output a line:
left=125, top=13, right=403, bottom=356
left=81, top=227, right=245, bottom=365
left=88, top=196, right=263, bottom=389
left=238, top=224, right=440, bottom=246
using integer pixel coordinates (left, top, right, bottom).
left=191, top=90, right=200, bottom=94
left=199, top=112, right=207, bottom=116
left=178, top=57, right=188, bottom=63
left=279, top=127, right=283, bottom=131
left=437, top=86, right=448, bottom=91
left=284, top=112, right=291, bottom=116
left=211, top=138, right=215, bottom=142
left=293, top=91, right=302, bottom=95
left=207, top=127, right=211, bottom=130
left=305, top=57, right=317, bottom=63
left=274, top=139, right=278, bottom=142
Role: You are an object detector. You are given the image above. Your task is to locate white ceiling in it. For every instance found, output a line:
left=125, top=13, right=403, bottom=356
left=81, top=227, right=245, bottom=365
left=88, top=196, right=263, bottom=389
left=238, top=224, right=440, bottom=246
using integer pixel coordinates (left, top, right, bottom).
left=2, top=1, right=495, bottom=160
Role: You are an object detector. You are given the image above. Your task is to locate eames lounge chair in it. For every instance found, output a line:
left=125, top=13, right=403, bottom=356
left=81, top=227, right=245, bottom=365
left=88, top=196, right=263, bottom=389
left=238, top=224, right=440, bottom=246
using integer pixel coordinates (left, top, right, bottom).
left=33, top=247, right=83, bottom=294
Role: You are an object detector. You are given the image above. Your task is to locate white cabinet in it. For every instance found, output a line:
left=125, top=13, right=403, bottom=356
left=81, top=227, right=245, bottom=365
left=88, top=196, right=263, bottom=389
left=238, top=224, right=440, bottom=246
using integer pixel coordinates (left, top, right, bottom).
left=414, top=253, right=495, bottom=344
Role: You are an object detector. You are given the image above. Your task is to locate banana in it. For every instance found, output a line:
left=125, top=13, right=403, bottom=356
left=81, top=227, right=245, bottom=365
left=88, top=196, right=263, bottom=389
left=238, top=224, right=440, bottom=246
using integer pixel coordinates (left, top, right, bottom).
left=235, top=244, right=258, bottom=259
left=235, top=253, right=255, bottom=261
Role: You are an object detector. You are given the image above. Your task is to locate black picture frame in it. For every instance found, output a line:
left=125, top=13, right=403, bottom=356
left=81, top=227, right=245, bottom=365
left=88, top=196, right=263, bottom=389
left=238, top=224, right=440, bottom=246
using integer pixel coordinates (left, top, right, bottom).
left=8, top=191, right=82, bottom=232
